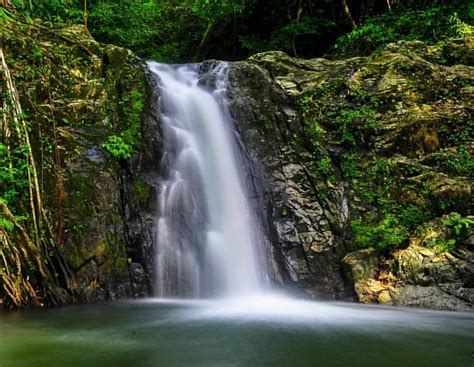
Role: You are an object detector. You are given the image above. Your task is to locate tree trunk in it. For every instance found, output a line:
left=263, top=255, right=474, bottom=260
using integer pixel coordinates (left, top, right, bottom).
left=193, top=21, right=214, bottom=62
left=83, top=0, right=88, bottom=29
left=341, top=0, right=357, bottom=29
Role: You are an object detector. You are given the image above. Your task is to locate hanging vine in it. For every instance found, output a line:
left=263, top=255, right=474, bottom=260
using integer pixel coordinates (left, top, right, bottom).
left=0, top=37, right=74, bottom=308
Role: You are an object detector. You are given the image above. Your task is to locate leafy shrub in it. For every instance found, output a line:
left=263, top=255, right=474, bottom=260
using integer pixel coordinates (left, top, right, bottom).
left=423, top=213, right=474, bottom=252
left=431, top=238, right=457, bottom=252
left=398, top=205, right=430, bottom=230
left=335, top=4, right=473, bottom=57
left=341, top=153, right=362, bottom=179
left=333, top=107, right=379, bottom=147
left=266, top=15, right=337, bottom=57
left=350, top=213, right=409, bottom=250
left=443, top=212, right=474, bottom=238
left=317, top=156, right=333, bottom=177
left=435, top=147, right=474, bottom=179
left=0, top=218, right=15, bottom=232
left=102, top=135, right=133, bottom=160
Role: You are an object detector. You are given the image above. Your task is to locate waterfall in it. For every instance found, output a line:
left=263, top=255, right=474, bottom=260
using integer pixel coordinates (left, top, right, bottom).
left=148, top=61, right=264, bottom=298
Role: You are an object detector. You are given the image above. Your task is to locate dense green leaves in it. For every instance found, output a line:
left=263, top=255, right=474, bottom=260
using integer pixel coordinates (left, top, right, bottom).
left=89, top=1, right=163, bottom=60
left=4, top=0, right=473, bottom=61
left=335, top=2, right=474, bottom=57
left=102, top=135, right=133, bottom=160
left=187, top=0, right=249, bottom=22
left=351, top=214, right=409, bottom=250
left=443, top=212, right=474, bottom=238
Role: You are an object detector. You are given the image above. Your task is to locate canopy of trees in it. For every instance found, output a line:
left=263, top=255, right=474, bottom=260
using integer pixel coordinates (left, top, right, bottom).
left=2, top=0, right=472, bottom=61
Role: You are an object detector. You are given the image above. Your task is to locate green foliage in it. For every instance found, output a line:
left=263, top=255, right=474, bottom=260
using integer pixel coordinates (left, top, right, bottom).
left=12, top=0, right=84, bottom=23
left=335, top=23, right=390, bottom=56
left=431, top=238, right=457, bottom=252
left=350, top=213, right=409, bottom=250
left=8, top=0, right=474, bottom=62
left=335, top=3, right=473, bottom=57
left=132, top=179, right=150, bottom=202
left=187, top=0, right=248, bottom=22
left=0, top=197, right=15, bottom=233
left=121, top=89, right=143, bottom=149
left=317, top=156, right=333, bottom=178
left=307, top=123, right=325, bottom=143
left=89, top=0, right=164, bottom=60
left=297, top=81, right=382, bottom=150
left=422, top=213, right=473, bottom=252
left=333, top=106, right=379, bottom=147
left=102, top=135, right=133, bottom=160
left=342, top=154, right=435, bottom=250
left=0, top=142, right=30, bottom=211
left=443, top=212, right=474, bottom=238
left=265, top=14, right=337, bottom=57
left=449, top=12, right=474, bottom=37
left=434, top=147, right=474, bottom=179
left=341, top=153, right=362, bottom=179
left=101, top=86, right=144, bottom=161
left=398, top=206, right=430, bottom=230
left=0, top=218, right=15, bottom=232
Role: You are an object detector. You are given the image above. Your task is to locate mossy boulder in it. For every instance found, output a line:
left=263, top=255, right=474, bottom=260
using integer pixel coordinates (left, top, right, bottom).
left=342, top=216, right=473, bottom=310
left=1, top=17, right=154, bottom=307
left=343, top=248, right=380, bottom=282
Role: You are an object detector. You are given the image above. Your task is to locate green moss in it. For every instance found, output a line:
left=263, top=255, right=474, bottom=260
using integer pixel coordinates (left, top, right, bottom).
left=398, top=206, right=431, bottom=230
left=104, top=233, right=128, bottom=275
left=132, top=178, right=150, bottom=203
left=0, top=217, right=15, bottom=232
left=296, top=79, right=382, bottom=150
left=431, top=238, right=457, bottom=253
left=350, top=213, right=409, bottom=250
left=432, top=147, right=474, bottom=179
left=341, top=153, right=363, bottom=179
left=290, top=36, right=473, bottom=253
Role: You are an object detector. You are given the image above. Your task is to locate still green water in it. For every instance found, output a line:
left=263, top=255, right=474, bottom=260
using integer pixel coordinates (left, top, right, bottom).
left=0, top=296, right=473, bottom=367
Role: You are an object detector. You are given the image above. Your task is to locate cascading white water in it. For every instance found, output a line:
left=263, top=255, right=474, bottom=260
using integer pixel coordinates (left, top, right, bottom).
left=148, top=61, right=262, bottom=298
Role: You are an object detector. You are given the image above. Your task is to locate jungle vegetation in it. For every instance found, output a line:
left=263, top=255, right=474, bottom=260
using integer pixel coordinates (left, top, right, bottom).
left=2, top=0, right=472, bottom=62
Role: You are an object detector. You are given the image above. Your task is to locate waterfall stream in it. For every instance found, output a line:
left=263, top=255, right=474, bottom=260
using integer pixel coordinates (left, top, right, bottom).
left=148, top=62, right=263, bottom=298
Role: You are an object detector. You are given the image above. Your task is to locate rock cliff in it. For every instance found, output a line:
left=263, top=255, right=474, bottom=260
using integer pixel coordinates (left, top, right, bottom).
left=1, top=16, right=472, bottom=310
left=1, top=19, right=158, bottom=307
left=228, top=37, right=473, bottom=310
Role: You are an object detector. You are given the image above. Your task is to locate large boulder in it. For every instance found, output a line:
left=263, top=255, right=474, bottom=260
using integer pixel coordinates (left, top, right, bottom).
left=342, top=218, right=473, bottom=310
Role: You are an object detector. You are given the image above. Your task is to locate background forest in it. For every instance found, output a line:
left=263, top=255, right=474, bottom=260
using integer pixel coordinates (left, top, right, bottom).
left=3, top=0, right=473, bottom=62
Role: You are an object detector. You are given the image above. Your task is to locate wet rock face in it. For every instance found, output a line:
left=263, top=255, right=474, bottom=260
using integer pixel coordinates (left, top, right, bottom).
left=225, top=36, right=473, bottom=309
left=226, top=62, right=354, bottom=300
left=56, top=47, right=160, bottom=301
